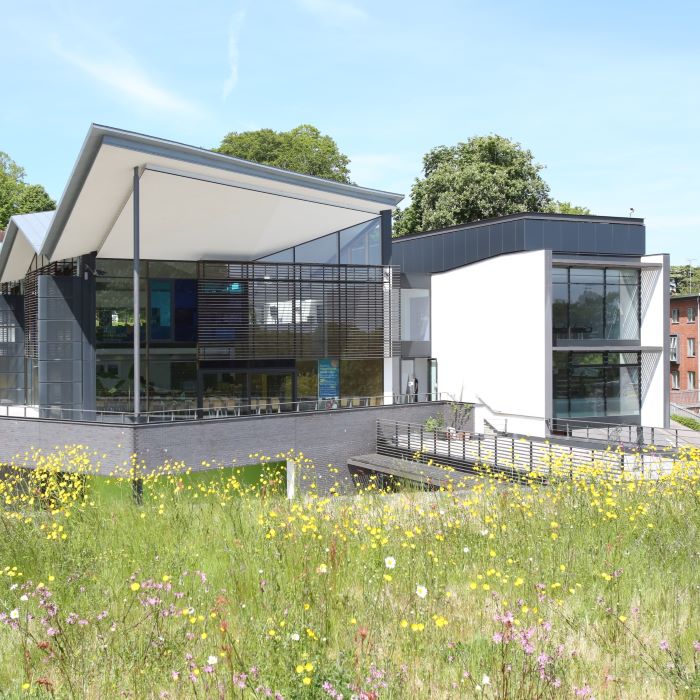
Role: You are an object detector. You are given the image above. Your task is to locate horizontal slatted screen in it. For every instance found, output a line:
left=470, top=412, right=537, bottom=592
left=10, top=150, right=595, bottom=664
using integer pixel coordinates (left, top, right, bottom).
left=198, top=262, right=400, bottom=360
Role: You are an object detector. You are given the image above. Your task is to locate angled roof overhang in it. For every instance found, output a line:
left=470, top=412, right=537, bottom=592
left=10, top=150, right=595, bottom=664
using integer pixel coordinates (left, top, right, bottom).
left=0, top=125, right=403, bottom=283
left=53, top=124, right=404, bottom=262
left=0, top=211, right=54, bottom=283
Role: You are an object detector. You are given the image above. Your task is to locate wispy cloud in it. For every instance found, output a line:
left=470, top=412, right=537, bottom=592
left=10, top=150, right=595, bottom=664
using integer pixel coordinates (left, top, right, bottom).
left=223, top=6, right=246, bottom=99
left=50, top=38, right=204, bottom=118
left=297, top=0, right=367, bottom=23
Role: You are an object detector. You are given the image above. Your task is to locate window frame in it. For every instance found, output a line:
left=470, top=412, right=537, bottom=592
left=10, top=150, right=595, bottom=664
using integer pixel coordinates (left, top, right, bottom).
left=688, top=337, right=696, bottom=358
left=670, top=334, right=679, bottom=362
left=671, top=308, right=680, bottom=324
left=689, top=306, right=697, bottom=323
left=671, top=370, right=680, bottom=390
left=689, top=371, right=697, bottom=391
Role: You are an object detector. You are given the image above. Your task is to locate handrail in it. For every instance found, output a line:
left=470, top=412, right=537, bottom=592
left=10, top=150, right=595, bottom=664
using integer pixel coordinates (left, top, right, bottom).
left=0, top=392, right=451, bottom=425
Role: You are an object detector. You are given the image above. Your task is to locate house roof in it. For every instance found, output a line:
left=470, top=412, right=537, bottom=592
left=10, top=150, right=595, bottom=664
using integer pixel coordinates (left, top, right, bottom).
left=0, top=124, right=403, bottom=283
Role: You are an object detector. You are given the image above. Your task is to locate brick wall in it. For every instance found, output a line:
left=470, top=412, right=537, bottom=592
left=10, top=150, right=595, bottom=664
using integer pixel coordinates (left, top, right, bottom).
left=670, top=297, right=699, bottom=392
left=0, top=402, right=447, bottom=491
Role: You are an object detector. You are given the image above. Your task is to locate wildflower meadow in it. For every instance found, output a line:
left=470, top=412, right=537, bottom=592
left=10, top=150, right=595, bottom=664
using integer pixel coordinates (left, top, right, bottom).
left=0, top=444, right=699, bottom=699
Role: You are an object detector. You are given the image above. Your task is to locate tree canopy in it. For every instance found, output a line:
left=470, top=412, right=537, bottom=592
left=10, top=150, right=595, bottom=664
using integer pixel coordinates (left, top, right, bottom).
left=215, top=124, right=352, bottom=184
left=0, top=152, right=55, bottom=231
left=670, top=265, right=700, bottom=296
left=393, top=134, right=589, bottom=237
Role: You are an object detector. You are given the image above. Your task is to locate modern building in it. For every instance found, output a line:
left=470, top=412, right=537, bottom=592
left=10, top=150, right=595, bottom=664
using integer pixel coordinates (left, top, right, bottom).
left=669, top=294, right=699, bottom=409
left=393, top=214, right=669, bottom=436
left=0, top=125, right=670, bottom=476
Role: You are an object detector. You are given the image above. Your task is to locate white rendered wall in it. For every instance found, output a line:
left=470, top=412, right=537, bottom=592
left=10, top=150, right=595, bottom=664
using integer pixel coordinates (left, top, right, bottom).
left=431, top=250, right=551, bottom=437
left=640, top=254, right=670, bottom=428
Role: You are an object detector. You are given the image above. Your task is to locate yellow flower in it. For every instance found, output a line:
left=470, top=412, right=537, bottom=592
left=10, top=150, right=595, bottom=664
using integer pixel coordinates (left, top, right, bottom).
left=618, top=615, right=627, bottom=622
left=130, top=582, right=140, bottom=592
left=302, top=677, right=312, bottom=685
left=514, top=577, right=524, bottom=587
left=304, top=662, right=313, bottom=672
left=296, top=664, right=304, bottom=674
left=400, top=619, right=408, bottom=628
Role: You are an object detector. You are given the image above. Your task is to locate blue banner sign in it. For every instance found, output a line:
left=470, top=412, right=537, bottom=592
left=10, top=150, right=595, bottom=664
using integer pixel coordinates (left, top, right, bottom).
left=318, top=358, right=339, bottom=398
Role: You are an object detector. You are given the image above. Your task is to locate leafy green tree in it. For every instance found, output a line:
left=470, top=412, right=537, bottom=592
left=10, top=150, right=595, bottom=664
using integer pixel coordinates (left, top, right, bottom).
left=393, top=135, right=588, bottom=237
left=215, top=124, right=351, bottom=183
left=0, top=152, right=55, bottom=230
left=544, top=200, right=591, bottom=215
left=670, top=265, right=700, bottom=296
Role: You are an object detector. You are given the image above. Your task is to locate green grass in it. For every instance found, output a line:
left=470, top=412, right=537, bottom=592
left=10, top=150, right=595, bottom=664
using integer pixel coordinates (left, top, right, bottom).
left=0, top=448, right=699, bottom=699
left=672, top=413, right=700, bottom=431
left=87, top=463, right=285, bottom=505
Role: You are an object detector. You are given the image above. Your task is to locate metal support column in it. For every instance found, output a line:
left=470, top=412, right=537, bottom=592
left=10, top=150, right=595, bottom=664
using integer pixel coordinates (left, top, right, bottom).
left=133, top=167, right=141, bottom=418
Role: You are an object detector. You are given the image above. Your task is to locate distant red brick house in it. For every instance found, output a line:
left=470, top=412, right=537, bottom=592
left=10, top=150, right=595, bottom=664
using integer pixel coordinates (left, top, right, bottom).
left=670, top=295, right=699, bottom=404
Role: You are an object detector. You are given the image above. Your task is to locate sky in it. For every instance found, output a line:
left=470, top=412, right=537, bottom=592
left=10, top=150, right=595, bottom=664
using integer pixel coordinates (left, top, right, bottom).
left=2, top=0, right=699, bottom=263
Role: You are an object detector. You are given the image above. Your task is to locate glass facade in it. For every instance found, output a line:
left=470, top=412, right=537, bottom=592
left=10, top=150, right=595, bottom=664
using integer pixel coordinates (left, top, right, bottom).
left=258, top=218, right=381, bottom=266
left=553, top=266, right=640, bottom=344
left=95, top=257, right=396, bottom=412
left=400, top=288, right=430, bottom=341
left=553, top=351, right=641, bottom=419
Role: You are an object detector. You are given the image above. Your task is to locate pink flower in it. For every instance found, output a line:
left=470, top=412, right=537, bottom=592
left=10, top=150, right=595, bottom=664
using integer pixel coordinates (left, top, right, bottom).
left=693, top=640, right=700, bottom=653
left=660, top=640, right=670, bottom=651
left=492, top=632, right=503, bottom=643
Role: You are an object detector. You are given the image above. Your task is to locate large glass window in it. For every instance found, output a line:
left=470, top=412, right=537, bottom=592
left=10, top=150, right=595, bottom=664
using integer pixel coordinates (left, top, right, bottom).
left=340, top=359, right=382, bottom=399
left=553, top=351, right=641, bottom=419
left=96, top=278, right=146, bottom=343
left=553, top=267, right=640, bottom=344
left=401, top=288, right=430, bottom=341
left=295, top=233, right=338, bottom=265
left=340, top=220, right=381, bottom=265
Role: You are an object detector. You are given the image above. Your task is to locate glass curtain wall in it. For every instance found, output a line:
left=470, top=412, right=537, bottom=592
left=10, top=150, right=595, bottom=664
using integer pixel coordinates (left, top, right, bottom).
left=96, top=257, right=393, bottom=413
left=257, top=219, right=381, bottom=266
left=96, top=259, right=198, bottom=413
left=553, top=351, right=641, bottom=419
left=553, top=267, right=640, bottom=344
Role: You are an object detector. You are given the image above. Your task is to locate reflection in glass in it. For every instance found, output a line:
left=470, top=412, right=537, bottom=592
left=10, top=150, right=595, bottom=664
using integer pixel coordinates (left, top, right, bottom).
left=340, top=359, right=382, bottom=398
left=340, top=220, right=381, bottom=265
left=96, top=279, right=146, bottom=343
left=295, top=233, right=338, bottom=265
left=401, top=288, right=430, bottom=341
left=552, top=267, right=640, bottom=343
left=552, top=351, right=641, bottom=419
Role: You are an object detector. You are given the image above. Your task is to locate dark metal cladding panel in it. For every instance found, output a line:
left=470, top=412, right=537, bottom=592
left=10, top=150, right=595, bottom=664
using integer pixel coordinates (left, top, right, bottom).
left=541, top=219, right=562, bottom=251
left=594, top=223, right=614, bottom=254
left=524, top=218, right=544, bottom=250
left=452, top=229, right=467, bottom=268
left=476, top=226, right=490, bottom=260
left=560, top=221, right=579, bottom=252
left=502, top=220, right=517, bottom=253
left=515, top=219, right=525, bottom=249
left=465, top=230, right=478, bottom=263
left=431, top=236, right=445, bottom=272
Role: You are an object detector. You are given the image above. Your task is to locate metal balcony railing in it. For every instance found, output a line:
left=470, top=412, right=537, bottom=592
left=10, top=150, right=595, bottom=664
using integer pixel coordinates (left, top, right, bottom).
left=0, top=392, right=445, bottom=425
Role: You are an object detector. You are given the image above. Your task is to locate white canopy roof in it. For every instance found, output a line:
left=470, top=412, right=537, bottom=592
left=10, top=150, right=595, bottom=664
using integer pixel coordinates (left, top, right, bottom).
left=1, top=125, right=403, bottom=283
left=0, top=211, right=54, bottom=284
